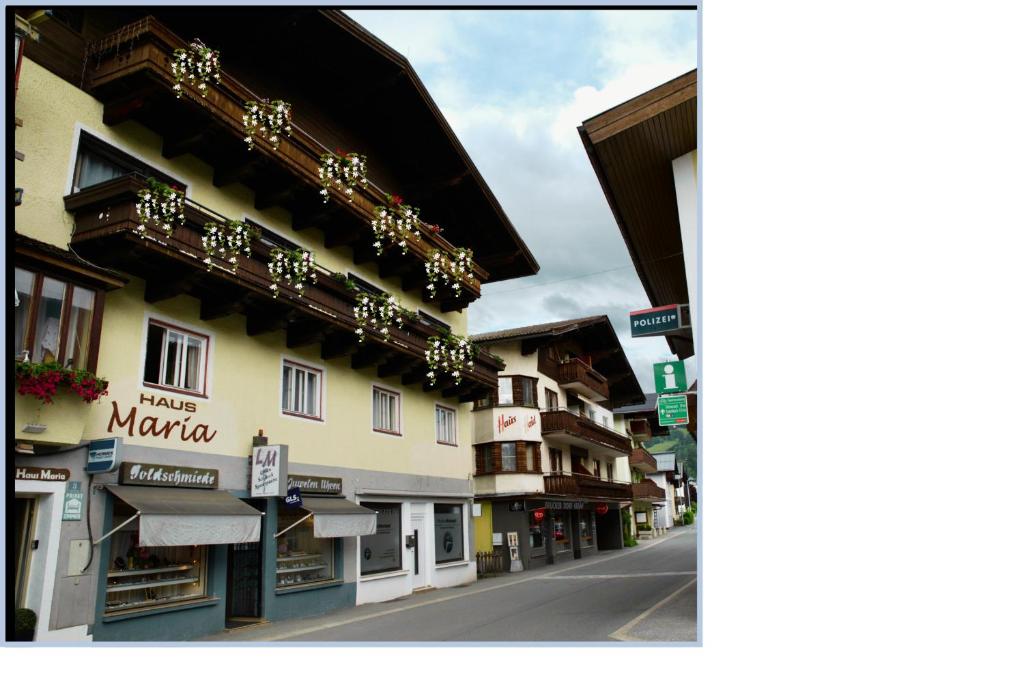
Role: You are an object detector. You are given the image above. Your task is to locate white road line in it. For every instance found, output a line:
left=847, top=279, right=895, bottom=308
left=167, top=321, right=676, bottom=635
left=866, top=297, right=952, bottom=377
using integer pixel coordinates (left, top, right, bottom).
left=542, top=572, right=697, bottom=580
left=257, top=532, right=687, bottom=641
left=608, top=577, right=698, bottom=642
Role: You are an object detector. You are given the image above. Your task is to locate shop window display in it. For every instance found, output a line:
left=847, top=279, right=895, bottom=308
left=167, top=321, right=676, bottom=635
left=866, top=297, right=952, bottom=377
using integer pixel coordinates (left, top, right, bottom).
left=529, top=513, right=545, bottom=555
left=580, top=514, right=594, bottom=548
left=361, top=502, right=402, bottom=575
left=276, top=508, right=334, bottom=587
left=551, top=512, right=572, bottom=553
left=104, top=513, right=206, bottom=614
left=433, top=504, right=464, bottom=563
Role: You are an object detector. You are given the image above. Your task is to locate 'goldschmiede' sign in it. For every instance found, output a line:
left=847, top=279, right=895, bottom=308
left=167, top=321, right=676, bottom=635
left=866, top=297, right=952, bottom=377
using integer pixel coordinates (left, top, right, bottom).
left=119, top=462, right=219, bottom=489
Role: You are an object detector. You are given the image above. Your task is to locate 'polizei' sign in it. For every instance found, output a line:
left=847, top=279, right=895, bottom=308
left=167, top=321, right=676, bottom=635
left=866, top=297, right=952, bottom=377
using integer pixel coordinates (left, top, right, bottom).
left=629, top=304, right=689, bottom=338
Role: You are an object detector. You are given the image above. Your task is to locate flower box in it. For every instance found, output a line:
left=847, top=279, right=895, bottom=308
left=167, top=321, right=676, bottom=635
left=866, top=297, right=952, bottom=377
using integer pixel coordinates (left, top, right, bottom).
left=14, top=391, right=94, bottom=447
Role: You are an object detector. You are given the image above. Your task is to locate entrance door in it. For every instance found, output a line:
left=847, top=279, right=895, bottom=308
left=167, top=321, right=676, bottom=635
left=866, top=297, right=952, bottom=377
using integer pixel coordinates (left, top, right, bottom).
left=14, top=497, right=37, bottom=608
left=410, top=504, right=428, bottom=590
left=226, top=540, right=263, bottom=623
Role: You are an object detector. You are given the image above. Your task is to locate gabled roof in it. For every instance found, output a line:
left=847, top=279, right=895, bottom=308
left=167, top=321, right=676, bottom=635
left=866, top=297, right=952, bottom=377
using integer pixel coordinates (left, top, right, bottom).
left=472, top=315, right=644, bottom=407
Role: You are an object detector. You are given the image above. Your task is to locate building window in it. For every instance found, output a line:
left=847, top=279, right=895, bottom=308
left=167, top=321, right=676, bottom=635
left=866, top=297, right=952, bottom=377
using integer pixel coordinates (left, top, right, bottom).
left=104, top=504, right=207, bottom=614
left=497, top=377, right=513, bottom=406
left=529, top=514, right=545, bottom=552
left=14, top=267, right=101, bottom=371
left=501, top=443, right=517, bottom=472
left=372, top=386, right=401, bottom=435
left=436, top=405, right=457, bottom=445
left=433, top=504, right=464, bottom=563
left=282, top=360, right=322, bottom=420
left=72, top=132, right=183, bottom=193
left=549, top=447, right=563, bottom=473
left=525, top=443, right=537, bottom=472
left=477, top=445, right=493, bottom=474
left=473, top=393, right=493, bottom=410
left=360, top=502, right=402, bottom=575
left=522, top=378, right=535, bottom=407
left=143, top=320, right=208, bottom=396
left=546, top=388, right=559, bottom=410
left=580, top=515, right=594, bottom=548
left=607, top=462, right=614, bottom=481
left=276, top=508, right=334, bottom=587
left=587, top=407, right=596, bottom=421
left=551, top=512, right=571, bottom=553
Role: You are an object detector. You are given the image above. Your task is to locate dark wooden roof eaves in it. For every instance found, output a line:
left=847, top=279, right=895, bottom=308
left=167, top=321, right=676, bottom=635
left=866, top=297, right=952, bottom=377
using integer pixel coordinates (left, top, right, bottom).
left=469, top=315, right=609, bottom=344
left=579, top=71, right=697, bottom=359
left=14, top=232, right=128, bottom=289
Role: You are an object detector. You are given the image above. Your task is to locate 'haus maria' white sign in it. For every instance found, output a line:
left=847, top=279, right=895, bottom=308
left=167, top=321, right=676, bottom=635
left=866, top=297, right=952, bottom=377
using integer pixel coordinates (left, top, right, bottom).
left=250, top=444, right=288, bottom=497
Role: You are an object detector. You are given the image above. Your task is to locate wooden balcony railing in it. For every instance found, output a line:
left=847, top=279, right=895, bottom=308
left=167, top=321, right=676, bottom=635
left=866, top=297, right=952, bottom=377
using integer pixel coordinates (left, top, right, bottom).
left=631, top=479, right=666, bottom=500
left=62, top=174, right=500, bottom=400
left=539, top=410, right=631, bottom=454
left=543, top=474, right=632, bottom=500
left=81, top=16, right=486, bottom=309
left=629, top=447, right=659, bottom=472
left=556, top=358, right=609, bottom=401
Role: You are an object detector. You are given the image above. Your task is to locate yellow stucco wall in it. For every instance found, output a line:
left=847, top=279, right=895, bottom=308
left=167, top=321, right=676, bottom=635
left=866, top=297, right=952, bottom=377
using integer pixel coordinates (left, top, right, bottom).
left=473, top=500, right=493, bottom=553
left=14, top=58, right=477, bottom=478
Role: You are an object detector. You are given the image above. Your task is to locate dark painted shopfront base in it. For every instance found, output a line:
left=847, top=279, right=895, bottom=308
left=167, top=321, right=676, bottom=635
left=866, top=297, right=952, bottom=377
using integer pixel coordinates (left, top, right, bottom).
left=92, top=495, right=355, bottom=641
left=488, top=498, right=624, bottom=572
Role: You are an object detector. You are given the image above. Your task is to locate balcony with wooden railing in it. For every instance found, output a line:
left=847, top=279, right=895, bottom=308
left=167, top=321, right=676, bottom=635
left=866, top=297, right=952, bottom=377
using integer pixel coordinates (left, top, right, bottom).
left=629, top=447, right=658, bottom=473
left=62, top=173, right=500, bottom=401
left=631, top=479, right=666, bottom=501
left=540, top=409, right=631, bottom=454
left=80, top=16, right=485, bottom=311
left=543, top=473, right=632, bottom=500
left=555, top=357, right=609, bottom=401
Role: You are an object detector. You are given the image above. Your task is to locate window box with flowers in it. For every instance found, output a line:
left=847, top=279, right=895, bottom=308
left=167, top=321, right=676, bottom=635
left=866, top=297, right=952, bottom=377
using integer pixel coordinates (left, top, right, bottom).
left=268, top=248, right=317, bottom=299
left=425, top=247, right=474, bottom=299
left=14, top=361, right=109, bottom=446
left=242, top=99, right=292, bottom=151
left=201, top=220, right=259, bottom=273
left=171, top=39, right=221, bottom=99
left=370, top=194, right=421, bottom=256
left=134, top=178, right=185, bottom=238
left=425, top=333, right=477, bottom=387
left=318, top=150, right=368, bottom=203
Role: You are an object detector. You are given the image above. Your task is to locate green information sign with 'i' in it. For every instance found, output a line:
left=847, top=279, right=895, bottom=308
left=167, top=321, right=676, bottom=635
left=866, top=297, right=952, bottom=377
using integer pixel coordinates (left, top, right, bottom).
left=653, top=361, right=687, bottom=395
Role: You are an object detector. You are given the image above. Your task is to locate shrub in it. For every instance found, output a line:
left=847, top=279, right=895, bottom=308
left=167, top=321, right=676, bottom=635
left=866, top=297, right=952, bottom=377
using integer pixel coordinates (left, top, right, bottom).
left=624, top=537, right=638, bottom=547
left=14, top=608, right=36, bottom=641
left=637, top=523, right=652, bottom=531
left=683, top=510, right=695, bottom=525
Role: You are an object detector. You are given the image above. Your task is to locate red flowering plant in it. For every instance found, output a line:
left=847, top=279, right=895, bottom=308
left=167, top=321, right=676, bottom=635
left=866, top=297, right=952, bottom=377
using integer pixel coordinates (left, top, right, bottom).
left=15, top=360, right=110, bottom=404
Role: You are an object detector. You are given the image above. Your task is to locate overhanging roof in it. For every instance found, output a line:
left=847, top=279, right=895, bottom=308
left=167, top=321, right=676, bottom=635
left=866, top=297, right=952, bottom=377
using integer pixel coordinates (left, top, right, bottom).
left=472, top=315, right=645, bottom=408
left=579, top=70, right=697, bottom=358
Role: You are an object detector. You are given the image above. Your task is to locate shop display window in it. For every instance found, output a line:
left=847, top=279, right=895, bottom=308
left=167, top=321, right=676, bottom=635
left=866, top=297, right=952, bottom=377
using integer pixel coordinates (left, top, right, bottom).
left=551, top=512, right=572, bottom=553
left=361, top=502, right=402, bottom=575
left=433, top=504, right=464, bottom=563
left=529, top=518, right=545, bottom=554
left=580, top=514, right=594, bottom=548
left=276, top=508, right=334, bottom=588
left=104, top=510, right=207, bottom=614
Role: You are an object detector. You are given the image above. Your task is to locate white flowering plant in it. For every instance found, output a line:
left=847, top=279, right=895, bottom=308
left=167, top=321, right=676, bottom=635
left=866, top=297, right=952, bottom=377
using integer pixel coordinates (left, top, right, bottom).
left=425, top=247, right=474, bottom=299
left=318, top=150, right=368, bottom=203
left=370, top=194, right=421, bottom=256
left=242, top=99, right=293, bottom=151
left=171, top=39, right=221, bottom=99
left=424, top=333, right=477, bottom=387
left=268, top=248, right=317, bottom=298
left=201, top=220, right=259, bottom=273
left=134, top=178, right=185, bottom=238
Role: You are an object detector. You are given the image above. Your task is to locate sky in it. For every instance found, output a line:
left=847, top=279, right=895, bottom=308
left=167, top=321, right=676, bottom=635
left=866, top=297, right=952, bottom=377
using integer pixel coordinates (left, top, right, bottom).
left=346, top=9, right=698, bottom=393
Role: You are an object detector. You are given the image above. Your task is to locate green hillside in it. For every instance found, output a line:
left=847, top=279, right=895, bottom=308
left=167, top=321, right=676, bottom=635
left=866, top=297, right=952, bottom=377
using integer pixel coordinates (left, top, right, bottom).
left=643, top=427, right=697, bottom=481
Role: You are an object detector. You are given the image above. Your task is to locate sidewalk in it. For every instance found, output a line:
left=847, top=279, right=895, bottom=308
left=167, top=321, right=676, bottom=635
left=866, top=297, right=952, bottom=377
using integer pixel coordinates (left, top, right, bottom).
left=201, top=529, right=692, bottom=642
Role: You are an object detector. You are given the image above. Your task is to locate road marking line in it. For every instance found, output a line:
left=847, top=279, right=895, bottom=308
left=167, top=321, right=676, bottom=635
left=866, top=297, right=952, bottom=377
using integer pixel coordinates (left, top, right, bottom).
left=249, top=532, right=688, bottom=641
left=542, top=572, right=696, bottom=580
left=608, top=576, right=698, bottom=642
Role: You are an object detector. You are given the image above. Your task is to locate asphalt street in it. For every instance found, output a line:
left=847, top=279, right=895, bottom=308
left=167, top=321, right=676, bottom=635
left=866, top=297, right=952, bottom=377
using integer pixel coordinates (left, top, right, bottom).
left=203, top=525, right=698, bottom=643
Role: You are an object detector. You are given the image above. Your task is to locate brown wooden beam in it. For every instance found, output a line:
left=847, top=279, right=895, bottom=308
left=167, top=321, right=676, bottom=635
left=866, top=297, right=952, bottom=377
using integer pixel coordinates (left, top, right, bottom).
left=351, top=346, right=391, bottom=370
left=286, top=319, right=328, bottom=349
left=378, top=254, right=414, bottom=280
left=324, top=225, right=362, bottom=249
left=103, top=93, right=153, bottom=127
left=321, top=331, right=359, bottom=360
left=440, top=297, right=469, bottom=313
left=162, top=125, right=210, bottom=159
left=401, top=366, right=428, bottom=386
left=254, top=185, right=296, bottom=211
left=213, top=158, right=258, bottom=188
left=352, top=243, right=378, bottom=265
left=246, top=309, right=291, bottom=337
left=144, top=275, right=193, bottom=303
left=377, top=356, right=421, bottom=380
left=199, top=292, right=248, bottom=321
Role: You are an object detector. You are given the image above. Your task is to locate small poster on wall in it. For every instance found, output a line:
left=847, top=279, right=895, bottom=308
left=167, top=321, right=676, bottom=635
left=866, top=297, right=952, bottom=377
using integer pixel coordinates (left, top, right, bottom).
left=636, top=511, right=648, bottom=523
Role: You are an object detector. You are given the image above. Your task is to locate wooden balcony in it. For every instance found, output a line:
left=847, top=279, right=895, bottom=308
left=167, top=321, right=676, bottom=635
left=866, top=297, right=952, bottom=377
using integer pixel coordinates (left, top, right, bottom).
left=631, top=479, right=666, bottom=501
left=629, top=447, right=659, bottom=473
left=81, top=16, right=485, bottom=310
left=62, top=174, right=500, bottom=401
left=540, top=410, right=631, bottom=454
left=543, top=474, right=632, bottom=500
left=556, top=358, right=609, bottom=401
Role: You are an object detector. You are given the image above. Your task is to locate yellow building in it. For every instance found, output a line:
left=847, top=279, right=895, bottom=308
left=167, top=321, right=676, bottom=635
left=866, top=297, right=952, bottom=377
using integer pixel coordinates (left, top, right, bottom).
left=12, top=9, right=536, bottom=641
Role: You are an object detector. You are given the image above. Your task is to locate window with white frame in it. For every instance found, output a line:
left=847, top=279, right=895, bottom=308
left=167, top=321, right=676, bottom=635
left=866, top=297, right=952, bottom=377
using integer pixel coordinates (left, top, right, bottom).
left=497, top=377, right=514, bottom=406
left=372, top=386, right=401, bottom=434
left=143, top=320, right=208, bottom=395
left=501, top=442, right=517, bottom=472
left=282, top=360, right=322, bottom=419
left=435, top=405, right=457, bottom=445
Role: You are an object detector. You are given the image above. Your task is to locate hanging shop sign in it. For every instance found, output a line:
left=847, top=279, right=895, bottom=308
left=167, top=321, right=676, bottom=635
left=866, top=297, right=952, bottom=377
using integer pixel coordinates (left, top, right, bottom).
left=284, top=486, right=303, bottom=508
left=653, top=360, right=688, bottom=395
left=250, top=444, right=288, bottom=497
left=15, top=466, right=71, bottom=482
left=532, top=509, right=545, bottom=522
left=287, top=474, right=343, bottom=496
left=119, top=461, right=218, bottom=489
left=86, top=437, right=121, bottom=474
left=630, top=304, right=688, bottom=338
left=595, top=503, right=610, bottom=516
left=509, top=501, right=525, bottom=512
left=657, top=394, right=690, bottom=427
left=62, top=481, right=84, bottom=521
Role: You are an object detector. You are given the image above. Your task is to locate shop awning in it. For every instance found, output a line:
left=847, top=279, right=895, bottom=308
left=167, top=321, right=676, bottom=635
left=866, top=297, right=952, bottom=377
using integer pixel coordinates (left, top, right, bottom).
left=299, top=497, right=378, bottom=538
left=106, top=485, right=262, bottom=547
